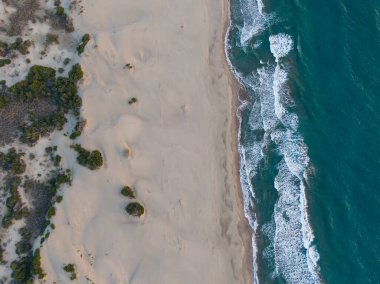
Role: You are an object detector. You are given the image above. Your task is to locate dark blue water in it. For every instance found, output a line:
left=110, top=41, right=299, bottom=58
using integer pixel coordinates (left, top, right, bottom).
left=226, top=0, right=380, bottom=283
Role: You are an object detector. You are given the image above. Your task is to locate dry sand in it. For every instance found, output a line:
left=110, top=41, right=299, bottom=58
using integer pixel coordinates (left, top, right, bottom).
left=41, top=0, right=252, bottom=283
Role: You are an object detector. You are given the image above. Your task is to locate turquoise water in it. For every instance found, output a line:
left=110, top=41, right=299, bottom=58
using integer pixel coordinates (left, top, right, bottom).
left=226, top=0, right=380, bottom=283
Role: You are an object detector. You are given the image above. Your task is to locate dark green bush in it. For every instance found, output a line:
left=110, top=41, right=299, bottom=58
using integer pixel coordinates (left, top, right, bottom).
left=63, top=263, right=77, bottom=280
left=121, top=186, right=135, bottom=199
left=77, top=33, right=90, bottom=55
left=54, top=154, right=62, bottom=166
left=31, top=249, right=46, bottom=279
left=128, top=97, right=138, bottom=104
left=125, top=202, right=145, bottom=217
left=63, top=58, right=71, bottom=65
left=46, top=206, right=56, bottom=220
left=0, top=58, right=11, bottom=67
left=68, top=63, right=83, bottom=82
left=56, top=6, right=65, bottom=16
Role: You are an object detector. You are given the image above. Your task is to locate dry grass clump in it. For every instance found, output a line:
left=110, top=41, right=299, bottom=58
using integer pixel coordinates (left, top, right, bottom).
left=8, top=0, right=41, bottom=36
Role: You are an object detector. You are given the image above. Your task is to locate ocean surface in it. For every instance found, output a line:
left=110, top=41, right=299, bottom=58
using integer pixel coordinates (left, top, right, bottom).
left=225, top=0, right=380, bottom=283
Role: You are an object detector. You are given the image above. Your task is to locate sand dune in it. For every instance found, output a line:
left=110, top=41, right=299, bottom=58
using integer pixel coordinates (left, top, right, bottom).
left=40, top=0, right=251, bottom=283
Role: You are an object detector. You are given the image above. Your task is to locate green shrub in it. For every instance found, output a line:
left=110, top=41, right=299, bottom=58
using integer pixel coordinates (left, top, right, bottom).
left=46, top=206, right=56, bottom=220
left=32, top=249, right=46, bottom=279
left=71, top=144, right=103, bottom=170
left=0, top=58, right=11, bottom=67
left=54, top=154, right=62, bottom=166
left=63, top=58, right=71, bottom=65
left=56, top=6, right=65, bottom=16
left=63, top=263, right=77, bottom=280
left=125, top=202, right=144, bottom=217
left=68, top=63, right=83, bottom=82
left=121, top=186, right=135, bottom=199
left=128, top=97, right=138, bottom=104
left=77, top=33, right=90, bottom=55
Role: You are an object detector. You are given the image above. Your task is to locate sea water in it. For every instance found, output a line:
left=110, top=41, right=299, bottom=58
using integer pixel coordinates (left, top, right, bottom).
left=226, top=0, right=380, bottom=283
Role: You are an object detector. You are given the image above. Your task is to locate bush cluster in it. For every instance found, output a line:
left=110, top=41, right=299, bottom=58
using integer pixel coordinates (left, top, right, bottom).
left=0, top=38, right=32, bottom=57
left=53, top=0, right=74, bottom=32
left=20, top=110, right=67, bottom=146
left=9, top=64, right=82, bottom=111
left=0, top=148, right=26, bottom=175
left=2, top=177, right=29, bottom=228
left=6, top=64, right=85, bottom=145
left=10, top=247, right=45, bottom=283
left=63, top=263, right=77, bottom=280
left=71, top=144, right=103, bottom=170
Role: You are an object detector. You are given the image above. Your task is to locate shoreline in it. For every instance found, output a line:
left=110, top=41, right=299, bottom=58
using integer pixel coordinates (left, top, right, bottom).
left=223, top=0, right=254, bottom=283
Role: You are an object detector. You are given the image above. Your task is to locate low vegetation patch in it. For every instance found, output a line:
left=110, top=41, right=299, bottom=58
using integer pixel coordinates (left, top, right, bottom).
left=0, top=58, right=11, bottom=67
left=0, top=148, right=26, bottom=175
left=71, top=144, right=103, bottom=170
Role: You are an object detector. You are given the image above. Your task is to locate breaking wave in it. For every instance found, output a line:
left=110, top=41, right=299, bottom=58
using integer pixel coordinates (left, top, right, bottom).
left=225, top=1, right=321, bottom=283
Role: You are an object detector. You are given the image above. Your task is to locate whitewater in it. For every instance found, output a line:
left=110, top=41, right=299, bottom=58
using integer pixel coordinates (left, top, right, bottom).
left=225, top=0, right=322, bottom=282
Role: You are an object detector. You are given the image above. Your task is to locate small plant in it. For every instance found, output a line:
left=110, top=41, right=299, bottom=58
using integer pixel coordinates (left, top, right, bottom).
left=77, top=33, right=90, bottom=55
left=54, top=155, right=62, bottom=166
left=121, top=186, right=135, bottom=199
left=128, top=97, right=138, bottom=104
left=71, top=144, right=103, bottom=170
left=125, top=202, right=144, bottom=217
left=63, top=263, right=77, bottom=280
left=63, top=57, right=71, bottom=65
left=124, top=63, right=133, bottom=70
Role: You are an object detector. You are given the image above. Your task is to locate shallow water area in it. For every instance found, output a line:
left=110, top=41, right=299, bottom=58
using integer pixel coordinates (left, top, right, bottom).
left=227, top=0, right=380, bottom=282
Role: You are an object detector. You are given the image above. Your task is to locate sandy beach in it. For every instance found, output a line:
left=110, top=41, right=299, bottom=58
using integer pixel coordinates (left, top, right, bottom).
left=37, top=0, right=252, bottom=283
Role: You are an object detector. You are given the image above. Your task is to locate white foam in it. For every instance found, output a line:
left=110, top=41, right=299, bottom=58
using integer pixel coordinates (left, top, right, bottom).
left=269, top=34, right=294, bottom=61
left=256, top=0, right=264, bottom=15
left=239, top=0, right=266, bottom=45
left=273, top=161, right=319, bottom=283
left=273, top=65, right=299, bottom=130
left=300, top=180, right=321, bottom=275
